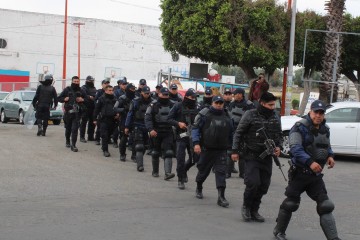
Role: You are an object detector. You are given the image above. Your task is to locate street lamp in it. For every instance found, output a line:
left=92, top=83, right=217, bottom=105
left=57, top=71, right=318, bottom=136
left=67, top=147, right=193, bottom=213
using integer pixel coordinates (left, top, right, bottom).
left=72, top=22, right=85, bottom=79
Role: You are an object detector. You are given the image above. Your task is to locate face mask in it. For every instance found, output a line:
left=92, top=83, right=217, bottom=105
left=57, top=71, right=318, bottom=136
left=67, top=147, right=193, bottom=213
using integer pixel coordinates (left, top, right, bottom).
left=86, top=81, right=94, bottom=88
left=158, top=97, right=170, bottom=105
left=183, top=97, right=196, bottom=108
left=42, top=80, right=52, bottom=86
left=125, top=90, right=135, bottom=99
left=258, top=104, right=274, bottom=118
left=71, top=83, right=80, bottom=91
left=105, top=93, right=114, bottom=99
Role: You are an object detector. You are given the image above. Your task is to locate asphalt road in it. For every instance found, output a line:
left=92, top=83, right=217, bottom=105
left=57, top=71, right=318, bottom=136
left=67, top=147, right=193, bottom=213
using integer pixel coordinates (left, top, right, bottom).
left=0, top=123, right=359, bottom=240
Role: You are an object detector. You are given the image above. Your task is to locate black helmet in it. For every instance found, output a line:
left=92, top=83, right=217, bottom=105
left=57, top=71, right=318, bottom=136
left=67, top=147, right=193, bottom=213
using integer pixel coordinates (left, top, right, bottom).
left=86, top=75, right=95, bottom=81
left=44, top=74, right=53, bottom=81
left=117, top=76, right=127, bottom=84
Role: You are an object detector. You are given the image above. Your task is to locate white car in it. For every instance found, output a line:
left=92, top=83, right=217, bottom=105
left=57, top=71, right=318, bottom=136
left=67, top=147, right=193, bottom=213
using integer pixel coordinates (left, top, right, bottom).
left=281, top=101, right=360, bottom=157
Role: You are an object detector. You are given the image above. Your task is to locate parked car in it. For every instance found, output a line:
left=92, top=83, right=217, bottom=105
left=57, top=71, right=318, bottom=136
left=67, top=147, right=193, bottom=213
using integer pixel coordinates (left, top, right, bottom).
left=0, top=91, right=9, bottom=100
left=281, top=102, right=360, bottom=157
left=0, top=90, right=63, bottom=125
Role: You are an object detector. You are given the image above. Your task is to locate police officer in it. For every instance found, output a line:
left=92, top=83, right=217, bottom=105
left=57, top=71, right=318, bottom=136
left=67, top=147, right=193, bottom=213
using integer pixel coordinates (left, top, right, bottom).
left=125, top=86, right=152, bottom=171
left=273, top=100, right=341, bottom=240
left=192, top=96, right=234, bottom=207
left=168, top=88, right=199, bottom=189
left=32, top=74, right=58, bottom=136
left=152, top=84, right=162, bottom=100
left=199, top=88, right=213, bottom=110
left=231, top=92, right=282, bottom=222
left=135, top=79, right=147, bottom=98
left=145, top=87, right=176, bottom=180
left=114, top=83, right=136, bottom=161
left=79, top=75, right=97, bottom=142
left=169, top=84, right=183, bottom=102
left=58, top=76, right=87, bottom=152
left=227, top=88, right=255, bottom=178
left=112, top=77, right=128, bottom=147
left=94, top=79, right=110, bottom=145
left=93, top=85, right=119, bottom=157
left=223, top=87, right=233, bottom=109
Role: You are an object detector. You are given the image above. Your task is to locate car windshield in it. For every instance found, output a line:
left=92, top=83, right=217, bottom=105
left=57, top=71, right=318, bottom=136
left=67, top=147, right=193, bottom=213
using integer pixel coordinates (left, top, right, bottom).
left=0, top=93, right=8, bottom=100
left=22, top=92, right=36, bottom=101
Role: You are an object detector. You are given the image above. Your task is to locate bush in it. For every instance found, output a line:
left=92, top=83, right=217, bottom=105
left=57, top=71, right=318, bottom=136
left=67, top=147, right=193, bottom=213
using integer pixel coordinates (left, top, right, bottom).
left=292, top=99, right=299, bottom=110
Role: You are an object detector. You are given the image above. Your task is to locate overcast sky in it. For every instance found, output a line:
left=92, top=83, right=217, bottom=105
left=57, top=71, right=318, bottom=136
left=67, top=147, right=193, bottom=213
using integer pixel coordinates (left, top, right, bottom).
left=1, top=0, right=359, bottom=26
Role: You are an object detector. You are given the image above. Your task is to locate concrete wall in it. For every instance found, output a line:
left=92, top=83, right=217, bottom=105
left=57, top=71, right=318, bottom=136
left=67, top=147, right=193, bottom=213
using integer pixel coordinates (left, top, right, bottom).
left=0, top=9, right=201, bottom=90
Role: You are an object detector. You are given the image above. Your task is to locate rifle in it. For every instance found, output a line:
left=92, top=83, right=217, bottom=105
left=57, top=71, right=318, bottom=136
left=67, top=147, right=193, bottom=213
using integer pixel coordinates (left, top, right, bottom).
left=256, top=127, right=287, bottom=181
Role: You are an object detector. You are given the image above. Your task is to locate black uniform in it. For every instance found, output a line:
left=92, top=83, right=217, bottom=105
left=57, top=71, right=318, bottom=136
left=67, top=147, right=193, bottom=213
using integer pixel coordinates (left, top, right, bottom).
left=125, top=96, right=152, bottom=171
left=199, top=96, right=212, bottom=110
left=94, top=89, right=105, bottom=144
left=273, top=115, right=341, bottom=240
left=58, top=85, right=87, bottom=151
left=192, top=106, right=234, bottom=207
left=145, top=98, right=175, bottom=179
left=112, top=87, right=126, bottom=146
left=93, top=94, right=117, bottom=155
left=80, top=82, right=97, bottom=141
left=114, top=91, right=135, bottom=161
left=232, top=105, right=282, bottom=220
left=227, top=99, right=255, bottom=178
left=168, top=99, right=199, bottom=189
left=169, top=92, right=183, bottom=103
left=32, top=81, right=58, bottom=136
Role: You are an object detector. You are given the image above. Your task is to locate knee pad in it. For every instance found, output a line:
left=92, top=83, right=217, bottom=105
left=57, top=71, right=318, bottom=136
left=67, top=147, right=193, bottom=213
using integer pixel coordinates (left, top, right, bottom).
left=164, top=150, right=174, bottom=158
left=281, top=198, right=300, bottom=212
left=317, top=199, right=334, bottom=215
left=152, top=150, right=160, bottom=158
left=135, top=144, right=144, bottom=152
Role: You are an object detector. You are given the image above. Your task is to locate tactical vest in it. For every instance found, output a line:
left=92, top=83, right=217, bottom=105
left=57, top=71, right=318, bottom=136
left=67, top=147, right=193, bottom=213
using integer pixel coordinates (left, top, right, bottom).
left=297, top=119, right=330, bottom=166
left=101, top=97, right=116, bottom=117
left=38, top=85, right=54, bottom=106
left=201, top=110, right=231, bottom=149
left=119, top=95, right=132, bottom=114
left=134, top=99, right=150, bottom=122
left=64, top=87, right=81, bottom=111
left=154, top=103, right=172, bottom=130
left=230, top=105, right=245, bottom=125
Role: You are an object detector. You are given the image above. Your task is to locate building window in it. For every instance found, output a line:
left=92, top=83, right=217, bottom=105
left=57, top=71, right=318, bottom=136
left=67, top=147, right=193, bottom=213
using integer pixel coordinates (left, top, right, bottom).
left=0, top=39, right=7, bottom=49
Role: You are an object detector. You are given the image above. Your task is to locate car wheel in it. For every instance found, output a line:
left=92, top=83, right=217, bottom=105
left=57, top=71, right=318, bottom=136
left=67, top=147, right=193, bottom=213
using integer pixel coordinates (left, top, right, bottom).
left=1, top=110, right=8, bottom=123
left=18, top=110, right=25, bottom=125
left=52, top=119, right=61, bottom=125
left=280, top=131, right=290, bottom=158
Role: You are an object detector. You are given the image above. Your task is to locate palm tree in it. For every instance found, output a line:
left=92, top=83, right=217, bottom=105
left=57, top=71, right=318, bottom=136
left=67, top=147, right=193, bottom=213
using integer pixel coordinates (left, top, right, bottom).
left=319, top=0, right=346, bottom=103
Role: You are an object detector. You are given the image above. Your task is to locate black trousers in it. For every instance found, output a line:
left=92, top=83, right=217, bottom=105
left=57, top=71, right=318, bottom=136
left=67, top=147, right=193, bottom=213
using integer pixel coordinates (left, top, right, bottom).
left=152, top=131, right=174, bottom=156
left=64, top=112, right=81, bottom=146
left=100, top=118, right=116, bottom=152
left=35, top=105, right=50, bottom=128
left=195, top=149, right=227, bottom=189
left=80, top=108, right=95, bottom=139
left=243, top=154, right=273, bottom=211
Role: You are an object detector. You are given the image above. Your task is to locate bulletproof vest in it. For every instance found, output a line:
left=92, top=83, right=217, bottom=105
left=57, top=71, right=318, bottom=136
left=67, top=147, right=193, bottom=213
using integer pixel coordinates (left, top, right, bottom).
left=180, top=105, right=198, bottom=125
left=201, top=110, right=231, bottom=149
left=230, top=103, right=246, bottom=125
left=38, top=85, right=54, bottom=106
left=65, top=87, right=81, bottom=110
left=244, top=109, right=282, bottom=153
left=297, top=119, right=330, bottom=166
left=154, top=102, right=172, bottom=130
left=119, top=95, right=132, bottom=113
left=101, top=96, right=116, bottom=117
left=134, top=99, right=150, bottom=122
left=84, top=85, right=97, bottom=97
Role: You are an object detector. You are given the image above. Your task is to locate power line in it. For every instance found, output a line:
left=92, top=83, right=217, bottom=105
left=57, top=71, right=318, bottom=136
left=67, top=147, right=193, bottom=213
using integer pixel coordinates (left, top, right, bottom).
left=109, top=0, right=161, bottom=12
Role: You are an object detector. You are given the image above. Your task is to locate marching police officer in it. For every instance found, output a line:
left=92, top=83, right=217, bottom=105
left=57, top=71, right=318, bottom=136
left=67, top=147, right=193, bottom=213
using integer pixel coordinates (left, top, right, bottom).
left=152, top=84, right=162, bottom=100
left=135, top=79, right=147, bottom=98
left=223, top=87, right=233, bottom=109
left=231, top=92, right=282, bottom=222
left=58, top=76, right=87, bottom=152
left=112, top=77, right=128, bottom=147
left=32, top=74, right=58, bottom=136
left=79, top=75, right=97, bottom=142
left=114, top=83, right=136, bottom=161
left=93, top=85, right=119, bottom=157
left=94, top=79, right=110, bottom=145
left=125, top=86, right=152, bottom=171
left=273, top=100, right=341, bottom=240
left=199, top=88, right=213, bottom=110
left=192, top=96, right=234, bottom=207
left=145, top=87, right=176, bottom=180
left=168, top=88, right=199, bottom=189
left=169, top=84, right=183, bottom=102
left=227, top=88, right=255, bottom=178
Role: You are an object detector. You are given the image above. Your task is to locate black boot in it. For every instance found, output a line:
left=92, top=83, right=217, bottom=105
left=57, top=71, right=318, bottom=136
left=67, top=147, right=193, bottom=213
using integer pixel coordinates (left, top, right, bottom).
left=273, top=208, right=292, bottom=240
left=195, top=183, right=203, bottom=199
left=320, top=213, right=340, bottom=240
left=217, top=187, right=229, bottom=208
left=42, top=125, right=47, bottom=136
left=66, top=139, right=71, bottom=148
left=152, top=156, right=159, bottom=177
left=103, top=150, right=110, bottom=157
left=71, top=145, right=78, bottom=152
left=178, top=177, right=185, bottom=190
left=120, top=154, right=126, bottom=162
left=136, top=151, right=144, bottom=172
left=112, top=141, right=118, bottom=148
left=37, top=123, right=42, bottom=136
left=251, top=210, right=265, bottom=222
left=164, top=158, right=175, bottom=180
left=80, top=137, right=87, bottom=143
left=242, top=205, right=252, bottom=222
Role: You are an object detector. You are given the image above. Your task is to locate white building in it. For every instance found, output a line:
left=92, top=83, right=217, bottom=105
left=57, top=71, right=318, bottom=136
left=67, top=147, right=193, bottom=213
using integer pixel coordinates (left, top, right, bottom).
left=0, top=8, right=199, bottom=90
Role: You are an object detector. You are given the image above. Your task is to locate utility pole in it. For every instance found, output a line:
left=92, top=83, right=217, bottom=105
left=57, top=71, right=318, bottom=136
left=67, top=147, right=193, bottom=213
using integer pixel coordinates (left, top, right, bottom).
left=62, top=0, right=68, bottom=89
left=72, top=22, right=85, bottom=79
